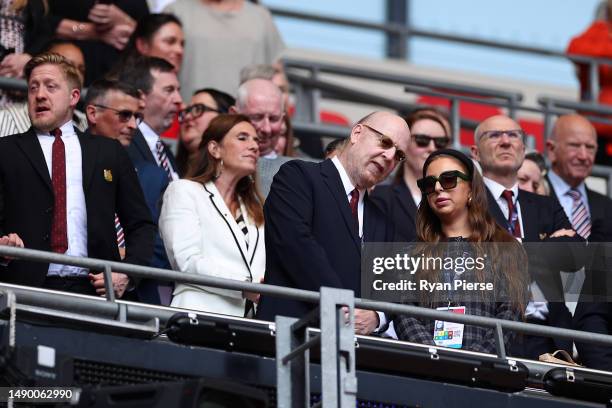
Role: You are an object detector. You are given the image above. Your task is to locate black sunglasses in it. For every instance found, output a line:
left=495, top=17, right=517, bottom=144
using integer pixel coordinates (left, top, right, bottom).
left=417, top=170, right=471, bottom=195
left=361, top=123, right=406, bottom=162
left=413, top=134, right=450, bottom=149
left=179, top=103, right=219, bottom=122
left=93, top=104, right=143, bottom=124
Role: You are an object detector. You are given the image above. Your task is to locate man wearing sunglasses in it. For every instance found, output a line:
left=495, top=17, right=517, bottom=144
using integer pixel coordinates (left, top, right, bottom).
left=471, top=114, right=583, bottom=360
left=231, top=78, right=291, bottom=198
left=257, top=111, right=411, bottom=335
left=84, top=78, right=173, bottom=305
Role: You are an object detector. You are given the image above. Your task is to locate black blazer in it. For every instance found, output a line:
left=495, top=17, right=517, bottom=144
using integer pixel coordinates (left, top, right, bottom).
left=128, top=129, right=180, bottom=178
left=256, top=159, right=392, bottom=321
left=370, top=182, right=417, bottom=243
left=486, top=187, right=579, bottom=353
left=549, top=183, right=612, bottom=370
left=0, top=128, right=155, bottom=287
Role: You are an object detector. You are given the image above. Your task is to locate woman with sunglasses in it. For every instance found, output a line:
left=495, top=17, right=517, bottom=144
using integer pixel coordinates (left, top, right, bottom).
left=393, top=149, right=528, bottom=353
left=176, top=88, right=235, bottom=176
left=371, top=107, right=451, bottom=242
left=159, top=114, right=264, bottom=316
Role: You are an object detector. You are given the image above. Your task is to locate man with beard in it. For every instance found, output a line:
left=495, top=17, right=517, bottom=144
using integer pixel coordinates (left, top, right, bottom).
left=0, top=53, right=154, bottom=297
left=257, top=111, right=411, bottom=335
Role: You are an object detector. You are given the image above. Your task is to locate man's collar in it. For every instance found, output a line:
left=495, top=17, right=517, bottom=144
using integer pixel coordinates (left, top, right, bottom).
left=262, top=151, right=278, bottom=160
left=483, top=176, right=518, bottom=200
left=139, top=122, right=159, bottom=142
left=35, top=120, right=75, bottom=137
left=331, top=156, right=365, bottom=197
left=548, top=169, right=587, bottom=197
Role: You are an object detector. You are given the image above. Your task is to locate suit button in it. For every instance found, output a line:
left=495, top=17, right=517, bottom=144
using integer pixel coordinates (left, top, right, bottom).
left=43, top=234, right=49, bottom=241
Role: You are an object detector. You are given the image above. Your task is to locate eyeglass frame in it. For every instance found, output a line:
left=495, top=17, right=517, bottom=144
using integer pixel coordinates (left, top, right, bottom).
left=417, top=170, right=471, bottom=195
left=360, top=123, right=406, bottom=162
left=178, top=103, right=220, bottom=122
left=92, top=104, right=143, bottom=125
left=478, top=129, right=525, bottom=143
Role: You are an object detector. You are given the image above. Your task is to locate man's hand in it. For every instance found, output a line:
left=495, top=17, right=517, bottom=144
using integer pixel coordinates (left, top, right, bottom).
left=89, top=272, right=130, bottom=298
left=342, top=307, right=379, bottom=335
left=550, top=228, right=576, bottom=238
left=242, top=278, right=264, bottom=304
left=0, top=233, right=25, bottom=262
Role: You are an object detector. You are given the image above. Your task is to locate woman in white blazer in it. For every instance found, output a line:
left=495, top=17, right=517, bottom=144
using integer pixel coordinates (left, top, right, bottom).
left=159, top=114, right=265, bottom=317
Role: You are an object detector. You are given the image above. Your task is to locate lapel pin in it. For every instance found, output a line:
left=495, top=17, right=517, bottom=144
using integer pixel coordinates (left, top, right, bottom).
left=539, top=233, right=548, bottom=240
left=103, top=169, right=113, bottom=182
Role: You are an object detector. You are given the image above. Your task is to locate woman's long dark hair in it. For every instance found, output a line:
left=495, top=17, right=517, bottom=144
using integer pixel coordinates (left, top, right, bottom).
left=415, top=155, right=528, bottom=312
left=176, top=88, right=235, bottom=176
left=188, top=114, right=264, bottom=226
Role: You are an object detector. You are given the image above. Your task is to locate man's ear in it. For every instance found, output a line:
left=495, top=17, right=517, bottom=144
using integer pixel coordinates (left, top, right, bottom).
left=350, top=123, right=364, bottom=145
left=546, top=139, right=556, bottom=162
left=135, top=38, right=149, bottom=55
left=85, top=104, right=97, bottom=126
left=69, top=88, right=80, bottom=109
left=470, top=144, right=480, bottom=162
left=229, top=105, right=238, bottom=114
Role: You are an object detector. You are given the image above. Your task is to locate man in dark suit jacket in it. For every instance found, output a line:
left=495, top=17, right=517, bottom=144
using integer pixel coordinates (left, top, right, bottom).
left=546, top=114, right=612, bottom=370
left=83, top=77, right=171, bottom=304
left=114, top=57, right=182, bottom=180
left=257, top=111, right=412, bottom=335
left=471, top=114, right=581, bottom=359
left=0, top=53, right=155, bottom=297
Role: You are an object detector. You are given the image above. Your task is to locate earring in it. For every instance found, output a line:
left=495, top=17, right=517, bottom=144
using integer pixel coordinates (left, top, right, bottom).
left=467, top=196, right=472, bottom=206
left=215, top=159, right=224, bottom=179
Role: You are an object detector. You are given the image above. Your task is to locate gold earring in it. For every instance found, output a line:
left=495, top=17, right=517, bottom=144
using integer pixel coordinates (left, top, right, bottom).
left=467, top=196, right=472, bottom=206
left=215, top=159, right=224, bottom=179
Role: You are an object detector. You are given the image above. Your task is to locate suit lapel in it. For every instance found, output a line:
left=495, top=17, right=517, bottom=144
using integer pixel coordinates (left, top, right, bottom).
left=394, top=182, right=417, bottom=224
left=78, top=130, right=99, bottom=193
left=517, top=190, right=538, bottom=241
left=486, top=187, right=506, bottom=227
left=15, top=128, right=53, bottom=192
left=133, top=129, right=157, bottom=164
left=321, top=160, right=360, bottom=251
left=204, top=182, right=253, bottom=275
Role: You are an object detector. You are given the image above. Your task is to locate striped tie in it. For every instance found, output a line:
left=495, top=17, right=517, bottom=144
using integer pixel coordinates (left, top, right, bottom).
left=567, top=189, right=591, bottom=239
left=155, top=139, right=173, bottom=181
left=115, top=214, right=125, bottom=248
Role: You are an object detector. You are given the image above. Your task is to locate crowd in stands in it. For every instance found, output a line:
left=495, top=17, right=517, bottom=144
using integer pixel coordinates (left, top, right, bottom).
left=0, top=0, right=611, bottom=372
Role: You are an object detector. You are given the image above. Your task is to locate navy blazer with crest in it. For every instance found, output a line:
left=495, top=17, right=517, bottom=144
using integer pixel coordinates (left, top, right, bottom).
left=256, top=159, right=392, bottom=321
left=0, top=127, right=155, bottom=287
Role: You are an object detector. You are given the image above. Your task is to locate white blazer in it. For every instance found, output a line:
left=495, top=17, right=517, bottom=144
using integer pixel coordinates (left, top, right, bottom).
left=159, top=180, right=265, bottom=316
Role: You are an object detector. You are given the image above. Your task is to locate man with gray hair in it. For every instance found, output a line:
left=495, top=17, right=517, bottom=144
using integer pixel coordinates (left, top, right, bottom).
left=231, top=78, right=290, bottom=198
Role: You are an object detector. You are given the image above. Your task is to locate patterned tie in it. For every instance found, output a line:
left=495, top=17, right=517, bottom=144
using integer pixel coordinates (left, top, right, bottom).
left=115, top=214, right=125, bottom=248
left=50, top=128, right=68, bottom=253
left=155, top=139, right=173, bottom=181
left=501, top=190, right=522, bottom=238
left=567, top=189, right=591, bottom=239
left=349, top=189, right=359, bottom=227
left=236, top=211, right=249, bottom=250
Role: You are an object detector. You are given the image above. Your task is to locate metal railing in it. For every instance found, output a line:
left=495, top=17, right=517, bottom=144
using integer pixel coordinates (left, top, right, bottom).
left=269, top=6, right=612, bottom=102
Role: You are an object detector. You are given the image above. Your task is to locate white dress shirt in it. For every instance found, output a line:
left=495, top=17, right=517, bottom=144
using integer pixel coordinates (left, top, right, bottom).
left=483, top=177, right=548, bottom=320
left=36, top=121, right=88, bottom=277
left=139, top=122, right=179, bottom=181
left=331, top=156, right=365, bottom=237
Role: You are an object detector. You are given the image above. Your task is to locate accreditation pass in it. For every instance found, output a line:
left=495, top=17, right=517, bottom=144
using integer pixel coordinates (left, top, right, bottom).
left=2, top=387, right=80, bottom=404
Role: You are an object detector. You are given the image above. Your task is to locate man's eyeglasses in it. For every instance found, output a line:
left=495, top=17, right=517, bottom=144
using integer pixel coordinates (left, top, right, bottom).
left=413, top=134, right=450, bottom=149
left=361, top=123, right=406, bottom=162
left=178, top=103, right=219, bottom=122
left=479, top=129, right=525, bottom=142
left=417, top=170, right=471, bottom=195
left=246, top=112, right=284, bottom=126
left=93, top=104, right=143, bottom=125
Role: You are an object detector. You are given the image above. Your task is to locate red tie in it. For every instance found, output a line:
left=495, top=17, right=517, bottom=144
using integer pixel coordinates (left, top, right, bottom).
left=50, top=128, right=68, bottom=253
left=501, top=190, right=521, bottom=238
left=349, top=189, right=359, bottom=225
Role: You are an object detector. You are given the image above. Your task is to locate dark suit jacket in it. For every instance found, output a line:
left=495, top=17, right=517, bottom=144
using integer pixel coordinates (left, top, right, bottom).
left=133, top=160, right=171, bottom=304
left=549, top=184, right=612, bottom=370
left=128, top=129, right=180, bottom=177
left=256, top=159, right=392, bottom=321
left=0, top=128, right=155, bottom=287
left=370, top=182, right=417, bottom=243
left=486, top=187, right=578, bottom=353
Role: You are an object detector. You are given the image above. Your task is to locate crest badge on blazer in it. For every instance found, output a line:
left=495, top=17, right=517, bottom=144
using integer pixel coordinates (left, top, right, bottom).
left=103, top=169, right=113, bottom=182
